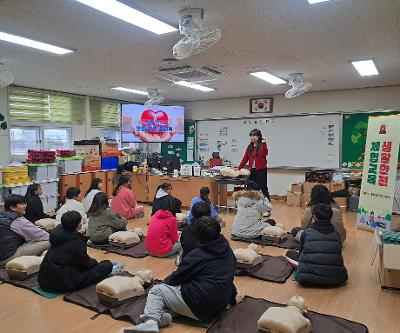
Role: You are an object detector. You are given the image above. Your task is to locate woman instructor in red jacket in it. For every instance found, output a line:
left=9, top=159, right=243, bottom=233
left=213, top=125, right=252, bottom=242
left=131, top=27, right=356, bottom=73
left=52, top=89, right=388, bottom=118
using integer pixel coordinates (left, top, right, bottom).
left=238, top=129, right=270, bottom=200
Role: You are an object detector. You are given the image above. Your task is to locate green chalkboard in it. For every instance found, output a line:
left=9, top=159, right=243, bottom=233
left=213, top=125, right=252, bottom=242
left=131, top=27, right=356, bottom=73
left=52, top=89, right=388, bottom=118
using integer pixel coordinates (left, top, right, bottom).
left=342, top=112, right=400, bottom=169
left=161, top=121, right=196, bottom=164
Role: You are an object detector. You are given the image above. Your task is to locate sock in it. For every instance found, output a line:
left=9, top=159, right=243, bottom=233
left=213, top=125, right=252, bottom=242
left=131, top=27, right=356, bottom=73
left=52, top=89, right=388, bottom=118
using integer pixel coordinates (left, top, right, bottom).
left=159, top=312, right=172, bottom=327
left=123, top=319, right=159, bottom=333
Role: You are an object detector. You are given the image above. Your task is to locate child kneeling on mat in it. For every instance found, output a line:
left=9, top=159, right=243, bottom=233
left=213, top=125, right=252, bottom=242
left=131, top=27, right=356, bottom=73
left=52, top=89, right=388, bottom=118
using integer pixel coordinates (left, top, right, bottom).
left=124, top=216, right=238, bottom=333
left=38, top=211, right=113, bottom=292
left=287, top=203, right=348, bottom=287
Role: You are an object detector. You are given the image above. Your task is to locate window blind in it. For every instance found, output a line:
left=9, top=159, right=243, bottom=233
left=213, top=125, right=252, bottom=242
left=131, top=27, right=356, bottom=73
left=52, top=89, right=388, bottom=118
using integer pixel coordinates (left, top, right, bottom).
left=8, top=88, right=50, bottom=121
left=50, top=94, right=85, bottom=124
left=9, top=87, right=85, bottom=124
left=90, top=99, right=120, bottom=127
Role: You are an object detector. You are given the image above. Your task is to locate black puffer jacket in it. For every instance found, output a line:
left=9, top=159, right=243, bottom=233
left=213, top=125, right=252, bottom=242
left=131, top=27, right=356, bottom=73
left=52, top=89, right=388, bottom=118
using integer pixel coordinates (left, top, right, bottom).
left=38, top=225, right=111, bottom=292
left=165, top=235, right=237, bottom=321
left=296, top=219, right=348, bottom=287
left=151, top=189, right=182, bottom=216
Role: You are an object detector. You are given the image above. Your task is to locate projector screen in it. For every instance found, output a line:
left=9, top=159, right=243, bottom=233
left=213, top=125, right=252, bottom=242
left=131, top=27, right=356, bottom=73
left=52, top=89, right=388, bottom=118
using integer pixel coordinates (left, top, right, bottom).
left=121, top=104, right=185, bottom=143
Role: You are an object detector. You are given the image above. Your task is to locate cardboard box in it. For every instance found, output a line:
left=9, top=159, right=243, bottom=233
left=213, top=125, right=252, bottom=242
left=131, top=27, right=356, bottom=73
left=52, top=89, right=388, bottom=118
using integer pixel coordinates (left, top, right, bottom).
left=335, top=197, right=347, bottom=209
left=287, top=191, right=302, bottom=206
left=100, top=142, right=118, bottom=157
left=301, top=193, right=311, bottom=208
left=291, top=183, right=303, bottom=193
left=370, top=230, right=400, bottom=289
left=303, top=182, right=330, bottom=194
left=330, top=181, right=346, bottom=193
left=83, top=155, right=101, bottom=168
left=74, top=144, right=100, bottom=157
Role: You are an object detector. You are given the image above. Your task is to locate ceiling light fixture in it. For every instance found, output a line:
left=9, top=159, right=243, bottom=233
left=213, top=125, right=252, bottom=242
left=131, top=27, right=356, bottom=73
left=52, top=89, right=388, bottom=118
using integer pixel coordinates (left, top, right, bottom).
left=351, top=60, right=379, bottom=76
left=249, top=71, right=286, bottom=85
left=307, top=0, right=331, bottom=4
left=0, top=31, right=73, bottom=55
left=74, top=0, right=177, bottom=35
left=175, top=81, right=215, bottom=92
left=111, top=87, right=148, bottom=95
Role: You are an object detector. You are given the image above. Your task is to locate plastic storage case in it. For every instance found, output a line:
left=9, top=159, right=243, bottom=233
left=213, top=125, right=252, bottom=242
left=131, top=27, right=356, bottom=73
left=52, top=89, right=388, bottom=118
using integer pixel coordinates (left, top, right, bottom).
left=101, top=157, right=119, bottom=170
left=58, top=158, right=83, bottom=174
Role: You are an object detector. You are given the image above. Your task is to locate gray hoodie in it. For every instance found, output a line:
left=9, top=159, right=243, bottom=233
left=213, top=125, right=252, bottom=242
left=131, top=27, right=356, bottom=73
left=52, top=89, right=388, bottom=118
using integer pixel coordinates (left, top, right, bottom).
left=232, top=190, right=272, bottom=239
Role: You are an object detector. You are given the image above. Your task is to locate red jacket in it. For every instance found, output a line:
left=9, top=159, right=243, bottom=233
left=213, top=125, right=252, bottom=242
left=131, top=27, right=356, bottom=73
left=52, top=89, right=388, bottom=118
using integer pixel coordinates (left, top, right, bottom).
left=238, top=142, right=268, bottom=170
left=145, top=210, right=179, bottom=256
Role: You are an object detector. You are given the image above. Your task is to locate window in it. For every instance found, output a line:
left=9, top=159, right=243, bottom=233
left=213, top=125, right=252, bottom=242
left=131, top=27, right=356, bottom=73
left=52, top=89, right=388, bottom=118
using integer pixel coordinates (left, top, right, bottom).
left=10, top=126, right=71, bottom=158
left=10, top=127, right=40, bottom=155
left=101, top=129, right=121, bottom=148
left=43, top=128, right=71, bottom=150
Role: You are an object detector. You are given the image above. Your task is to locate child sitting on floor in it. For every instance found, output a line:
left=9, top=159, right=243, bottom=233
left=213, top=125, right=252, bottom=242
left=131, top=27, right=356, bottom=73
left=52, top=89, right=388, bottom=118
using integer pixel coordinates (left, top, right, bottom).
left=83, top=178, right=104, bottom=212
left=56, top=187, right=88, bottom=233
left=0, top=195, right=50, bottom=265
left=87, top=192, right=127, bottom=244
left=292, top=184, right=346, bottom=243
left=24, top=183, right=52, bottom=223
left=231, top=181, right=272, bottom=239
left=186, top=187, right=219, bottom=224
left=180, top=201, right=211, bottom=259
left=124, top=216, right=238, bottom=333
left=145, top=206, right=181, bottom=258
left=287, top=203, right=348, bottom=287
left=111, top=175, right=144, bottom=219
left=151, top=183, right=182, bottom=216
left=38, top=211, right=113, bottom=292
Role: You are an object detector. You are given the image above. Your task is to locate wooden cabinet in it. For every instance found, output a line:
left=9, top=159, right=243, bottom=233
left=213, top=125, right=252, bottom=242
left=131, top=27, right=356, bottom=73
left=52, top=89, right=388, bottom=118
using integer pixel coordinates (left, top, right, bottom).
left=106, top=170, right=117, bottom=198
left=59, top=174, right=78, bottom=199
left=77, top=173, right=93, bottom=199
left=131, top=174, right=148, bottom=202
left=94, top=171, right=107, bottom=186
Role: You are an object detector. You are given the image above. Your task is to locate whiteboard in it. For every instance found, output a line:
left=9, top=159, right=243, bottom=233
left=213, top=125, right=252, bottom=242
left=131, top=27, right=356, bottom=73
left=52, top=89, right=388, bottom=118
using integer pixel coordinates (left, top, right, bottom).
left=197, top=114, right=341, bottom=168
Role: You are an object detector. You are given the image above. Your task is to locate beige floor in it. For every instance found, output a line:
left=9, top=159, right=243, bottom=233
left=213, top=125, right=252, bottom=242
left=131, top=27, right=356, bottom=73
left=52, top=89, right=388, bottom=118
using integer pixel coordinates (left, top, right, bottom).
left=0, top=200, right=399, bottom=333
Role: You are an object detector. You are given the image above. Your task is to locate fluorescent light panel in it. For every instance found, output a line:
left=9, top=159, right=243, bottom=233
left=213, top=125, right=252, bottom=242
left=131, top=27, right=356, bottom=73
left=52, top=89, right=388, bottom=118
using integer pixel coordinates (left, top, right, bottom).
left=249, top=71, right=286, bottom=85
left=175, top=81, right=215, bottom=92
left=74, top=0, right=177, bottom=35
left=351, top=60, right=379, bottom=76
left=0, top=32, right=73, bottom=55
left=111, top=87, right=148, bottom=95
left=308, top=0, right=331, bottom=4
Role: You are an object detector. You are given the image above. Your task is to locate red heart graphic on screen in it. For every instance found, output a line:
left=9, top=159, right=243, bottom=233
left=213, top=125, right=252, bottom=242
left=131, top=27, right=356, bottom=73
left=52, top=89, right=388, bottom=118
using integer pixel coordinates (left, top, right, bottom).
left=141, top=110, right=169, bottom=134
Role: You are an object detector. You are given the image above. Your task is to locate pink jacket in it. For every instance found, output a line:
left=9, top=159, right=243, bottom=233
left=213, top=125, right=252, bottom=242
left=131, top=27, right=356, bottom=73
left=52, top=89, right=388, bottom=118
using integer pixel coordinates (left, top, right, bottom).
left=145, top=210, right=179, bottom=256
left=111, top=186, right=142, bottom=219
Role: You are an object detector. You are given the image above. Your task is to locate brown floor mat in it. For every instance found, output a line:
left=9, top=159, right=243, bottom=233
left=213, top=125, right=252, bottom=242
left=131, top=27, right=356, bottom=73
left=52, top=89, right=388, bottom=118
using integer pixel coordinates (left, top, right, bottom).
left=63, top=272, right=160, bottom=324
left=236, top=255, right=293, bottom=283
left=207, top=296, right=368, bottom=333
left=231, top=233, right=300, bottom=250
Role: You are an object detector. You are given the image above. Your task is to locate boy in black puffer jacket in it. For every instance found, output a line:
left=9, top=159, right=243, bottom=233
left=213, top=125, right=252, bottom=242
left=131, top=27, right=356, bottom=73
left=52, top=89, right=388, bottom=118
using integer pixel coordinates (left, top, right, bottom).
left=38, top=211, right=113, bottom=292
left=123, top=216, right=238, bottom=333
left=295, top=203, right=348, bottom=287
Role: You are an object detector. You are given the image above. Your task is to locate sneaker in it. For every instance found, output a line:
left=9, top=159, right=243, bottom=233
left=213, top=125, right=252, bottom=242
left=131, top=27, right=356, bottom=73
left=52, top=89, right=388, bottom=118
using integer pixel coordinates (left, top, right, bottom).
left=112, top=263, right=125, bottom=274
left=263, top=212, right=271, bottom=218
left=175, top=250, right=183, bottom=266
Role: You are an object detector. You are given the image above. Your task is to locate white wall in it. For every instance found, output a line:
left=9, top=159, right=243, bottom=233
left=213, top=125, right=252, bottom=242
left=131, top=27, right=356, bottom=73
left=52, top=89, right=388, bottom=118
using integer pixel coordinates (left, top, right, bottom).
left=184, top=85, right=400, bottom=195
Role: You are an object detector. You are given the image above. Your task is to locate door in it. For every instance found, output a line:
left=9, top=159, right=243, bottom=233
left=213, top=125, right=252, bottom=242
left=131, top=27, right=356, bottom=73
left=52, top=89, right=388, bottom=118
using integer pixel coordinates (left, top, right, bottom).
left=60, top=174, right=78, bottom=199
left=106, top=170, right=117, bottom=198
left=78, top=173, right=93, bottom=199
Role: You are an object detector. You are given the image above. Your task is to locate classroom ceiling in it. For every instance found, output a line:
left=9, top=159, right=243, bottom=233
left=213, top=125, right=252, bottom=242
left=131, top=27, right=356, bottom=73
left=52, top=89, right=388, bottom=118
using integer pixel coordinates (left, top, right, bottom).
left=0, top=0, right=399, bottom=103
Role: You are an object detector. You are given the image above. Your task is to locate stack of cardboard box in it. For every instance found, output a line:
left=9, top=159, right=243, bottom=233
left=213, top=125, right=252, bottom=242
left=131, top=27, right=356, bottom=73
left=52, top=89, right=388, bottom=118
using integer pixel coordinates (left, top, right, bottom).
left=287, top=181, right=348, bottom=209
left=74, top=140, right=101, bottom=171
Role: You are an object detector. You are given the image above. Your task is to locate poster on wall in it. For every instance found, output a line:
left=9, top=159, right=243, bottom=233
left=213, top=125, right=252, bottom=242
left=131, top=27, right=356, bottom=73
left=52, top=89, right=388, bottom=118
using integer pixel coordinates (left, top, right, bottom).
left=356, top=115, right=400, bottom=231
left=342, top=111, right=400, bottom=169
left=161, top=121, right=196, bottom=163
left=0, top=111, right=8, bottom=136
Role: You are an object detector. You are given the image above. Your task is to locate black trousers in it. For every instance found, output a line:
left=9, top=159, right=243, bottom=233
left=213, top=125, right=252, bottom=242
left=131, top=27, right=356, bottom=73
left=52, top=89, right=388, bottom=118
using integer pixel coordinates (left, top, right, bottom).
left=250, top=168, right=270, bottom=200
left=80, top=260, right=113, bottom=288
